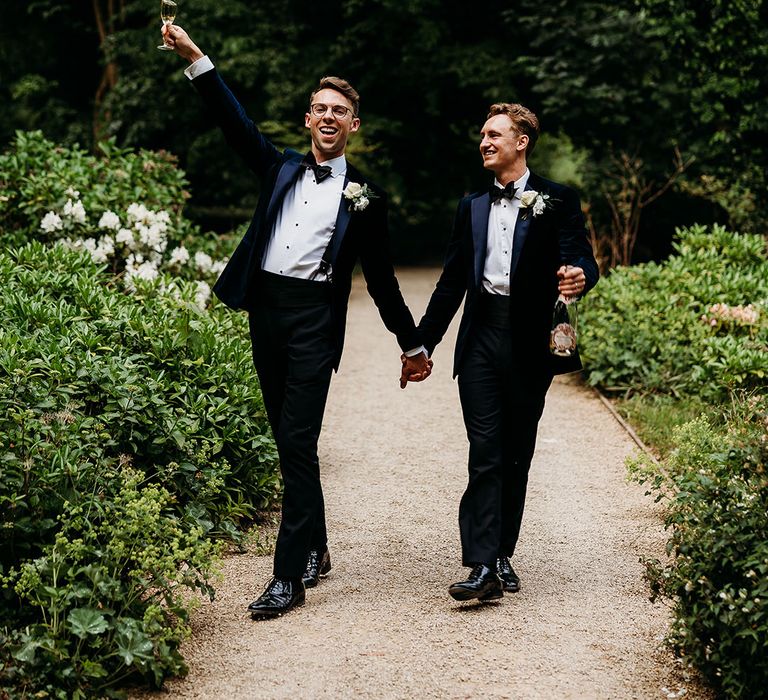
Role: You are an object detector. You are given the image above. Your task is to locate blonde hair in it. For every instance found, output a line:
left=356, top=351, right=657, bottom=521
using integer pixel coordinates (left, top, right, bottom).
left=311, top=76, right=360, bottom=117
left=487, top=103, right=540, bottom=156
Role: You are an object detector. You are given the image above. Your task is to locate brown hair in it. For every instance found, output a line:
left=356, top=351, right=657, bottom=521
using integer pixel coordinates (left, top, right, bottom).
left=310, top=76, right=360, bottom=117
left=487, top=103, right=540, bottom=156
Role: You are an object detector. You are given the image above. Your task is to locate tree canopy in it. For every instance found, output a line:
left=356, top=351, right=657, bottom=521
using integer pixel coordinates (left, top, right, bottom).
left=2, top=0, right=765, bottom=264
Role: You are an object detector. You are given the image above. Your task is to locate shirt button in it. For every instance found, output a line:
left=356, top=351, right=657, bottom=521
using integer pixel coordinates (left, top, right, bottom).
left=286, top=245, right=290, bottom=249
left=304, top=201, right=308, bottom=204
left=295, top=223, right=299, bottom=227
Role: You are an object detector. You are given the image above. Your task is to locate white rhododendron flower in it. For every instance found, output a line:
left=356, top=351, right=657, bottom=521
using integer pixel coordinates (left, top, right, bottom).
left=63, top=199, right=87, bottom=224
left=154, top=210, right=171, bottom=226
left=194, top=251, right=213, bottom=273
left=115, top=228, right=134, bottom=246
left=195, top=280, right=212, bottom=308
left=65, top=187, right=80, bottom=199
left=41, top=211, right=64, bottom=233
left=127, top=202, right=151, bottom=225
left=211, top=260, right=227, bottom=275
left=98, top=210, right=121, bottom=230
left=137, top=224, right=167, bottom=252
left=168, top=246, right=190, bottom=266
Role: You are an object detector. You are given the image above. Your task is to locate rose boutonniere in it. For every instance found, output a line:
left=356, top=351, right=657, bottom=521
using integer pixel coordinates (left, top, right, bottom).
left=519, top=190, right=553, bottom=220
left=343, top=182, right=377, bottom=212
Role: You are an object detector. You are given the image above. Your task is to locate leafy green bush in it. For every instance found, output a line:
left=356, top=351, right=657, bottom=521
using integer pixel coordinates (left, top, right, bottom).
left=2, top=468, right=217, bottom=697
left=0, top=131, right=192, bottom=248
left=0, top=242, right=278, bottom=559
left=0, top=131, right=238, bottom=305
left=0, top=242, right=279, bottom=695
left=580, top=224, right=768, bottom=401
left=580, top=224, right=768, bottom=696
left=631, top=402, right=768, bottom=698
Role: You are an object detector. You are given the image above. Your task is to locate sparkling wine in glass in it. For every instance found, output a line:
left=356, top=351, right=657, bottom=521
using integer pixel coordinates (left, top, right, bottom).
left=157, top=0, right=177, bottom=51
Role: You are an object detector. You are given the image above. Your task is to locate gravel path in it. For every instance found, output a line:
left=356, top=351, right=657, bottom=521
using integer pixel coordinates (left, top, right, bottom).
left=134, top=268, right=707, bottom=699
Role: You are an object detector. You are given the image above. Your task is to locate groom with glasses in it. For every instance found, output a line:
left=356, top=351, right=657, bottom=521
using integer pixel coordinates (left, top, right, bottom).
left=163, top=24, right=432, bottom=619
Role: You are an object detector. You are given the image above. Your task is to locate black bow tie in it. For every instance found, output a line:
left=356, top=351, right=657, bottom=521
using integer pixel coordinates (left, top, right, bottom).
left=302, top=154, right=333, bottom=183
left=489, top=182, right=517, bottom=203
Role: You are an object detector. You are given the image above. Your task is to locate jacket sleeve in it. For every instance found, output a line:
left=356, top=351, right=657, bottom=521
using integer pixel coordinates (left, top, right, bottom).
left=358, top=194, right=421, bottom=352
left=557, top=187, right=599, bottom=295
left=191, top=68, right=281, bottom=178
left=417, top=198, right=471, bottom=356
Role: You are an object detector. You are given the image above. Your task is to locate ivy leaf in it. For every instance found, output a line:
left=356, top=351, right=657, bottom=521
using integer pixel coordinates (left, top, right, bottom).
left=68, top=607, right=109, bottom=638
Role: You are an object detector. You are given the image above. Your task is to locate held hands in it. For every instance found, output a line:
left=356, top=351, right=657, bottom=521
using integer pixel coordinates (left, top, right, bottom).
left=399, top=351, right=433, bottom=389
left=557, top=265, right=586, bottom=299
left=161, top=24, right=204, bottom=63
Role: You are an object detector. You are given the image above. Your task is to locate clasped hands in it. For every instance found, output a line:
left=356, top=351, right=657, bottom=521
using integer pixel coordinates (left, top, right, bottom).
left=399, top=351, right=433, bottom=389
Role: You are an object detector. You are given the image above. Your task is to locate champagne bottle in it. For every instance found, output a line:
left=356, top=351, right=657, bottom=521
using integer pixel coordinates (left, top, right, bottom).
left=549, top=294, right=578, bottom=357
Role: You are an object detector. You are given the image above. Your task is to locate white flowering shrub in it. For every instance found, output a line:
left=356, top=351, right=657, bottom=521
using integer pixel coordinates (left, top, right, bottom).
left=0, top=132, right=230, bottom=308
left=41, top=194, right=228, bottom=306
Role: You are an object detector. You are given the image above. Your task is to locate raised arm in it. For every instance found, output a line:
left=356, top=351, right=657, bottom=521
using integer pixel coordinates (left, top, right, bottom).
left=162, top=24, right=281, bottom=177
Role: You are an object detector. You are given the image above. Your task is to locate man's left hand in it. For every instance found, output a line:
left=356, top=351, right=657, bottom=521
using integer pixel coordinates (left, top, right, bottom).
left=557, top=265, right=586, bottom=299
left=399, top=352, right=433, bottom=389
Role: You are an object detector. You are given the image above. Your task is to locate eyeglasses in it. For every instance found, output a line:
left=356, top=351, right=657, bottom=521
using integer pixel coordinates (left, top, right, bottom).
left=310, top=103, right=354, bottom=119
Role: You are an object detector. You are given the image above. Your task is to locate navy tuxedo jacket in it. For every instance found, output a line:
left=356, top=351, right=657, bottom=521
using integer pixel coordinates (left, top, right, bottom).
left=191, top=69, right=420, bottom=368
left=418, top=172, right=599, bottom=377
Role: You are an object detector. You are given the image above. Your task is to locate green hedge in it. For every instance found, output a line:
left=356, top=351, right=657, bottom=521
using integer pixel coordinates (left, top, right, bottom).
left=580, top=225, right=768, bottom=697
left=581, top=224, right=768, bottom=401
left=0, top=242, right=279, bottom=696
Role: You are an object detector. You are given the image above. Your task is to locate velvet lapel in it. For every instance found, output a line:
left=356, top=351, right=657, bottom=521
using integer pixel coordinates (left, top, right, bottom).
left=471, top=194, right=491, bottom=288
left=326, top=167, right=355, bottom=268
left=508, top=175, right=538, bottom=282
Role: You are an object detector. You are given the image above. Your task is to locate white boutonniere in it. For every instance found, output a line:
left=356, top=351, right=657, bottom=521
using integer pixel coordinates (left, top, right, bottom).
left=343, top=182, right=377, bottom=212
left=519, top=189, right=553, bottom=220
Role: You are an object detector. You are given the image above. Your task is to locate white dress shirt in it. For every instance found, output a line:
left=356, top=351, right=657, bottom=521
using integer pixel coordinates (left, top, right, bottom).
left=482, top=169, right=529, bottom=296
left=184, top=56, right=426, bottom=357
left=261, top=155, right=346, bottom=281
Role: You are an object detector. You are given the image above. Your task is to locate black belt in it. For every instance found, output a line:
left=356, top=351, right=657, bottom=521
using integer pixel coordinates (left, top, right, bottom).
left=477, top=290, right=511, bottom=328
left=257, top=270, right=332, bottom=308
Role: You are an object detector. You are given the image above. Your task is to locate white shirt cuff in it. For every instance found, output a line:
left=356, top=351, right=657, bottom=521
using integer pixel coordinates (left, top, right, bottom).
left=404, top=345, right=427, bottom=358
left=184, top=55, right=214, bottom=80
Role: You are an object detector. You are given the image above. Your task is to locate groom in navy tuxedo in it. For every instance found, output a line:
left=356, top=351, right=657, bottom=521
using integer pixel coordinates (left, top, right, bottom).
left=164, top=25, right=431, bottom=619
left=407, top=103, right=599, bottom=601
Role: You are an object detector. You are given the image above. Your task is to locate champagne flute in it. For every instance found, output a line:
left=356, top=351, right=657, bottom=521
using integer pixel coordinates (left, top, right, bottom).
left=157, top=0, right=177, bottom=51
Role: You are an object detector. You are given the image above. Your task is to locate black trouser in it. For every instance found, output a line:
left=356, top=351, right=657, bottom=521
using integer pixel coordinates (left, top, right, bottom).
left=248, top=273, right=337, bottom=578
left=456, top=293, right=553, bottom=567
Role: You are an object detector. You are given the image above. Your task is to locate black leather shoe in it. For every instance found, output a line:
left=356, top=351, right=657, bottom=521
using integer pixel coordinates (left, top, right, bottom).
left=302, top=547, right=332, bottom=589
left=496, top=556, right=520, bottom=593
left=448, top=564, right=503, bottom=602
left=247, top=577, right=305, bottom=619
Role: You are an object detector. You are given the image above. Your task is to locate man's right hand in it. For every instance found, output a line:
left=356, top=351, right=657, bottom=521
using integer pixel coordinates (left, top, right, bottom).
left=161, top=24, right=204, bottom=64
left=399, top=352, right=433, bottom=389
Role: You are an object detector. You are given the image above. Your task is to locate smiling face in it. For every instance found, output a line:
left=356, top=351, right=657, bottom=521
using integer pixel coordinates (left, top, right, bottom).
left=305, top=88, right=360, bottom=162
left=479, top=113, right=529, bottom=180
